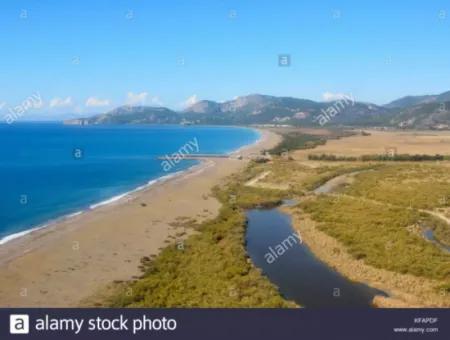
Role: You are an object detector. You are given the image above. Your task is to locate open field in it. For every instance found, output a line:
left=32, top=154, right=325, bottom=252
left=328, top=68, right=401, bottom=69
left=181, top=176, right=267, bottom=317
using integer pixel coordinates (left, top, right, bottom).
left=344, top=164, right=450, bottom=209
left=293, top=130, right=450, bottom=160
left=300, top=195, right=449, bottom=281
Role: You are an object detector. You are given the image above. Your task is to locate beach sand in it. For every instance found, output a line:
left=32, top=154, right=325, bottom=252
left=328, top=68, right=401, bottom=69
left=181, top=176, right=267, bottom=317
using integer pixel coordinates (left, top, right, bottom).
left=0, top=129, right=281, bottom=307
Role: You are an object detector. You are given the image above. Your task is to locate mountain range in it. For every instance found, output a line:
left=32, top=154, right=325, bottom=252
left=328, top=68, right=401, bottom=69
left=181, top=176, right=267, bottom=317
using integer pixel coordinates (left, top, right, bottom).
left=64, top=91, right=450, bottom=130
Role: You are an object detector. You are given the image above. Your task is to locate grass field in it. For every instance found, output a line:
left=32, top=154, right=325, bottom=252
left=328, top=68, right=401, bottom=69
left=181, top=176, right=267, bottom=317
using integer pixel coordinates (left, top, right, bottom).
left=254, top=157, right=380, bottom=195
left=344, top=164, right=450, bottom=210
left=294, top=130, right=450, bottom=159
left=300, top=195, right=450, bottom=281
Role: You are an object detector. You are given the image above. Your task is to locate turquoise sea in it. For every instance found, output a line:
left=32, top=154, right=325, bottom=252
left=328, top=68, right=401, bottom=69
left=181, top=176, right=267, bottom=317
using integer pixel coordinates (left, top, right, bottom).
left=0, top=123, right=259, bottom=243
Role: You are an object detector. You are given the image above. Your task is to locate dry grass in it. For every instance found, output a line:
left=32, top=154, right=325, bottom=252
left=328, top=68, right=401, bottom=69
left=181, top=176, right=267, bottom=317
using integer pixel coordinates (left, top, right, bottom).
left=293, top=130, right=450, bottom=160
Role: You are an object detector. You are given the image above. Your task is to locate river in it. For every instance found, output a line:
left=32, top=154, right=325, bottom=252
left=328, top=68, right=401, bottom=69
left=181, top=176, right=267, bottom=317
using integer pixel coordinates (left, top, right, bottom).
left=245, top=207, right=387, bottom=307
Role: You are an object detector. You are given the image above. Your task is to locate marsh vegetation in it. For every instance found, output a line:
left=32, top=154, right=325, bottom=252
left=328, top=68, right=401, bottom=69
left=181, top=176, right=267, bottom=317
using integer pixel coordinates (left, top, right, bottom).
left=108, top=129, right=450, bottom=307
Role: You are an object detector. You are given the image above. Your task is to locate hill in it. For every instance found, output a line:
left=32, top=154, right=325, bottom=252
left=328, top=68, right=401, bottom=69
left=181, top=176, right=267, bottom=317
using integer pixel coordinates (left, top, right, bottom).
left=64, top=92, right=450, bottom=129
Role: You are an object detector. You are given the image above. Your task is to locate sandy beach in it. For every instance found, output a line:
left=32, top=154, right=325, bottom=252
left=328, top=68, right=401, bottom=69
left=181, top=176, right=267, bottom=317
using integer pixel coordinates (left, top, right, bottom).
left=0, top=129, right=281, bottom=307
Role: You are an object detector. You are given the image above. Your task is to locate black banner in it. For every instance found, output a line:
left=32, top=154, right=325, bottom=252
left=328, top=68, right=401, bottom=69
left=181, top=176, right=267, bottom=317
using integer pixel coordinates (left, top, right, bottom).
left=1, top=308, right=448, bottom=339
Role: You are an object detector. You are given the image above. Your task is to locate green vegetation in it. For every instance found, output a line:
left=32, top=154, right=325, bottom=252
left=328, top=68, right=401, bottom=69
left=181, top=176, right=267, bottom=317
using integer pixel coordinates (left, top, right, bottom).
left=300, top=195, right=450, bottom=281
left=258, top=157, right=380, bottom=194
left=308, top=154, right=358, bottom=161
left=270, top=132, right=326, bottom=155
left=301, top=165, right=377, bottom=192
left=110, top=166, right=293, bottom=307
left=270, top=129, right=358, bottom=155
left=308, top=153, right=448, bottom=162
left=344, top=164, right=450, bottom=210
left=360, top=154, right=447, bottom=162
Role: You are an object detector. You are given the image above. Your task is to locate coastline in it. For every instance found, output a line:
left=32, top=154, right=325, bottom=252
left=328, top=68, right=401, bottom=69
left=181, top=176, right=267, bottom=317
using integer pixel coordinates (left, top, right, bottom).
left=0, top=128, right=281, bottom=307
left=0, top=166, right=199, bottom=247
left=0, top=128, right=262, bottom=246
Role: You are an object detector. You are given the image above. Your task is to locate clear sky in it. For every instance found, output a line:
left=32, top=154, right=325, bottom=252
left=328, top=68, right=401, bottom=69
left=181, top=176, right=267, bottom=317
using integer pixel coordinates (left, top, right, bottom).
left=1, top=0, right=450, bottom=118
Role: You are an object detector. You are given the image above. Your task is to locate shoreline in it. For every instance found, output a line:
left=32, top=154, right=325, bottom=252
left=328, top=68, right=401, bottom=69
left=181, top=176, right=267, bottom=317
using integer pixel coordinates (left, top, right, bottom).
left=0, top=128, right=280, bottom=307
left=0, top=165, right=200, bottom=247
left=0, top=128, right=262, bottom=247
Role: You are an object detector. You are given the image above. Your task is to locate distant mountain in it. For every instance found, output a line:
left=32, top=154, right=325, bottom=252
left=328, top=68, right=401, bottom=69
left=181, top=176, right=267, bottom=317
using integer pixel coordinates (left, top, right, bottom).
left=388, top=102, right=450, bottom=129
left=185, top=94, right=316, bottom=116
left=385, top=90, right=450, bottom=109
left=64, top=92, right=450, bottom=130
left=65, top=106, right=180, bottom=125
left=183, top=100, right=222, bottom=114
left=384, top=95, right=438, bottom=109
left=183, top=94, right=390, bottom=126
left=437, top=91, right=450, bottom=102
left=382, top=90, right=450, bottom=129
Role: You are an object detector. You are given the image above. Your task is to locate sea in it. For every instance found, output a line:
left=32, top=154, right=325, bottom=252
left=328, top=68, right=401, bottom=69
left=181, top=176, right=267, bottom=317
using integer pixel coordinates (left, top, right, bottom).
left=0, top=123, right=260, bottom=244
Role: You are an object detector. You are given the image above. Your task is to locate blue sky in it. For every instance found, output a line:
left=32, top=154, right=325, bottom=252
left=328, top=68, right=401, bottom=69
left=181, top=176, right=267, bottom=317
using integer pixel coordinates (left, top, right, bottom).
left=1, top=0, right=450, bottom=118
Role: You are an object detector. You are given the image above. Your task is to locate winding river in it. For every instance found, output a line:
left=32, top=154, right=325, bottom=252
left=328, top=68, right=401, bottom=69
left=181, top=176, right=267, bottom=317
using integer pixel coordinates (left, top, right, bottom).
left=245, top=207, right=387, bottom=307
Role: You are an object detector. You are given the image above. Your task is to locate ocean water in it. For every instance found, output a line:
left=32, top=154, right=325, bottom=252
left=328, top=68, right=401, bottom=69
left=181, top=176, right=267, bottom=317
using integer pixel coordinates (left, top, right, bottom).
left=0, top=123, right=260, bottom=243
